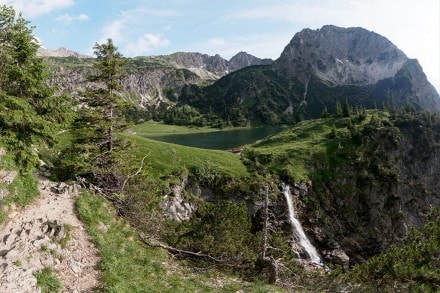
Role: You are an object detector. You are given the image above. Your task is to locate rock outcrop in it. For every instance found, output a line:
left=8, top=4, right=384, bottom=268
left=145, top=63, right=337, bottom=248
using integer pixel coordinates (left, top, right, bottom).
left=162, top=180, right=196, bottom=222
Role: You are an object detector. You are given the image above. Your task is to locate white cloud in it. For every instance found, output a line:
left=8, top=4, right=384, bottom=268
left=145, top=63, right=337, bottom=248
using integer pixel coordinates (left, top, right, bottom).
left=101, top=19, right=125, bottom=43
left=125, top=34, right=170, bottom=56
left=4, top=0, right=74, bottom=18
left=56, top=13, right=89, bottom=24
left=97, top=8, right=176, bottom=56
left=99, top=8, right=178, bottom=43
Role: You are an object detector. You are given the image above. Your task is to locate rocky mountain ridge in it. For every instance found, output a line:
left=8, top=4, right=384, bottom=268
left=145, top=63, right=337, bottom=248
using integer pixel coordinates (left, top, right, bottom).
left=273, top=25, right=440, bottom=111
left=42, top=50, right=272, bottom=108
left=159, top=51, right=272, bottom=79
left=41, top=25, right=440, bottom=124
left=37, top=47, right=92, bottom=59
left=274, top=25, right=408, bottom=85
left=180, top=25, right=440, bottom=125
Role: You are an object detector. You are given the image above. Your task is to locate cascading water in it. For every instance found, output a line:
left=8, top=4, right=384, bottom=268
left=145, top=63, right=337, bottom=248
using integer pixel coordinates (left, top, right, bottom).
left=282, top=184, right=322, bottom=265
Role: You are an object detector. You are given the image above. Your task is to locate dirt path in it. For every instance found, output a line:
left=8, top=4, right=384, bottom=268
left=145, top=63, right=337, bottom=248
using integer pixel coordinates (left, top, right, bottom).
left=0, top=178, right=101, bottom=292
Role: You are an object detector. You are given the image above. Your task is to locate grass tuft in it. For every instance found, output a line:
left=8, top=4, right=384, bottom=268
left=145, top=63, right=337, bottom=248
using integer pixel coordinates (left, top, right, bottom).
left=34, top=267, right=63, bottom=293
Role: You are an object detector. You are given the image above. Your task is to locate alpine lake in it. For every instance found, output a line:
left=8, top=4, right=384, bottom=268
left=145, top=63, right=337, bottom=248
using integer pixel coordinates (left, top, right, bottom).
left=138, top=125, right=285, bottom=150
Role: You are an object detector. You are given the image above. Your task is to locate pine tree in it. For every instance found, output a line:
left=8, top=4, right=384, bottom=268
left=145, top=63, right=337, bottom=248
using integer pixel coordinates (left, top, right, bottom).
left=321, top=106, right=329, bottom=118
left=330, top=125, right=338, bottom=138
left=343, top=98, right=352, bottom=117
left=64, top=39, right=128, bottom=186
left=86, top=39, right=127, bottom=152
left=0, top=6, right=73, bottom=168
left=335, top=100, right=343, bottom=117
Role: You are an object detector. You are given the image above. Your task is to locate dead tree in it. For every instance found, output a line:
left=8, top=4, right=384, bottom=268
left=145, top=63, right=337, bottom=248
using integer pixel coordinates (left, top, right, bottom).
left=259, top=185, right=279, bottom=284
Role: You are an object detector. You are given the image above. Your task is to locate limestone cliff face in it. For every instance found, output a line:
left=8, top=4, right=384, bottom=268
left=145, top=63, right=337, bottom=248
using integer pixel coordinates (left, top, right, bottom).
left=275, top=25, right=408, bottom=85
left=161, top=51, right=272, bottom=77
left=44, top=51, right=272, bottom=107
left=273, top=25, right=440, bottom=112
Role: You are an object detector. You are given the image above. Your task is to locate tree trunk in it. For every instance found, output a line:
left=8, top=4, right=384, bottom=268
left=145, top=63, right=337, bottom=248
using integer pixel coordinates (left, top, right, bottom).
left=259, top=185, right=278, bottom=284
left=108, top=105, right=113, bottom=152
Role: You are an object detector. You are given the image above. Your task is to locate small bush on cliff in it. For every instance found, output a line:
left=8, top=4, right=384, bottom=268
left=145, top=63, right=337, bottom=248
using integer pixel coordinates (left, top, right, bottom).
left=163, top=200, right=259, bottom=268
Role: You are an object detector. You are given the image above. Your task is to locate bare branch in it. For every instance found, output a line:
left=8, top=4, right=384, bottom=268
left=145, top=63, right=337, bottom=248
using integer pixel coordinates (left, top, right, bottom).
left=120, top=153, right=149, bottom=192
left=139, top=234, right=223, bottom=263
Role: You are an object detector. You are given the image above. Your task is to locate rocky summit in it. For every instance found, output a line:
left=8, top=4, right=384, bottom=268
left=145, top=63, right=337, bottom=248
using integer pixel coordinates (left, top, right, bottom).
left=37, top=47, right=92, bottom=59
left=274, top=25, right=408, bottom=85
left=274, top=25, right=440, bottom=110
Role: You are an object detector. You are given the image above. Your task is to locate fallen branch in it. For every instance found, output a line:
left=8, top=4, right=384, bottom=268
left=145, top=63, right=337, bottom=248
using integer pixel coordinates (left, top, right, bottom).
left=120, top=153, right=150, bottom=192
left=139, top=234, right=223, bottom=263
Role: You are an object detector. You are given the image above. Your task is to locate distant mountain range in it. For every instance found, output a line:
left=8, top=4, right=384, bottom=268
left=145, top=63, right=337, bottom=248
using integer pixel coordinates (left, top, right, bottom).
left=179, top=25, right=440, bottom=125
left=37, top=47, right=92, bottom=59
left=41, top=25, right=440, bottom=125
left=41, top=50, right=273, bottom=108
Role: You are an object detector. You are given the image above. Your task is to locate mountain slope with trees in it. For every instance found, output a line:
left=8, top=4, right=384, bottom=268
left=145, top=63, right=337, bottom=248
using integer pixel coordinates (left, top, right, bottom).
left=178, top=25, right=440, bottom=126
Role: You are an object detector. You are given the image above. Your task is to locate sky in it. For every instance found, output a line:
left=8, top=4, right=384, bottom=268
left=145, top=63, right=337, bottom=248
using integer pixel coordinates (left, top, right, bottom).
left=2, top=0, right=439, bottom=92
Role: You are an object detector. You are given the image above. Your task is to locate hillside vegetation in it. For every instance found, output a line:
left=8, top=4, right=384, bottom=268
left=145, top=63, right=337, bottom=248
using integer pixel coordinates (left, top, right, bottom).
left=1, top=6, right=438, bottom=292
left=75, top=109, right=439, bottom=291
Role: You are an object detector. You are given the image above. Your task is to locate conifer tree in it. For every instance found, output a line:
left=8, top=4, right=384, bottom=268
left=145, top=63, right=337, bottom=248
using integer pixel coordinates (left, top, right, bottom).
left=84, top=38, right=127, bottom=152
left=343, top=98, right=352, bottom=117
left=64, top=39, right=128, bottom=186
left=334, top=100, right=343, bottom=117
left=321, top=106, right=329, bottom=118
left=0, top=6, right=73, bottom=168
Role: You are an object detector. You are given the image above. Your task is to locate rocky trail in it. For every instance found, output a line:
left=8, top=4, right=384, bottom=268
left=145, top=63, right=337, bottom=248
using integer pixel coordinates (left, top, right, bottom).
left=0, top=178, right=101, bottom=292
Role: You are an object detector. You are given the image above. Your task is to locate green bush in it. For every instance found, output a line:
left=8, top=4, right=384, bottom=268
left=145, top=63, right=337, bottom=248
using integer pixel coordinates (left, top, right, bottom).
left=163, top=200, right=259, bottom=268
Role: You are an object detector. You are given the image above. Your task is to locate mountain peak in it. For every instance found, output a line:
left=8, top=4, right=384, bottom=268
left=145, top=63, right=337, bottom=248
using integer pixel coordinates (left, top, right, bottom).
left=37, top=47, right=92, bottom=58
left=158, top=51, right=272, bottom=78
left=229, top=51, right=273, bottom=71
left=275, top=25, right=407, bottom=85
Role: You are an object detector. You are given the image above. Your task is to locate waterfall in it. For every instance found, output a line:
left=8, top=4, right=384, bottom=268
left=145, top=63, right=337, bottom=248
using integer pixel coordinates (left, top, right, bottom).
left=282, top=184, right=322, bottom=265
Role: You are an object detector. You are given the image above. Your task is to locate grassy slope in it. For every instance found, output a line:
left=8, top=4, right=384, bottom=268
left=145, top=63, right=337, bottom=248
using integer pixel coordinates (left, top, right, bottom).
left=0, top=147, right=39, bottom=223
left=77, top=190, right=285, bottom=293
left=72, top=125, right=279, bottom=291
left=246, top=117, right=340, bottom=180
left=245, top=112, right=376, bottom=181
left=125, top=132, right=249, bottom=180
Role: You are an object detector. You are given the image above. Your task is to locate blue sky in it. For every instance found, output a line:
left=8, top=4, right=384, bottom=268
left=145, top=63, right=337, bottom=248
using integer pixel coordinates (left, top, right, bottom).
left=2, top=0, right=439, bottom=91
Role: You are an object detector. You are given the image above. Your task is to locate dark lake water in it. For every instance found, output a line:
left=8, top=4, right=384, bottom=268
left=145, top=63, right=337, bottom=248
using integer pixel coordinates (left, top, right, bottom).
left=144, top=126, right=284, bottom=150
